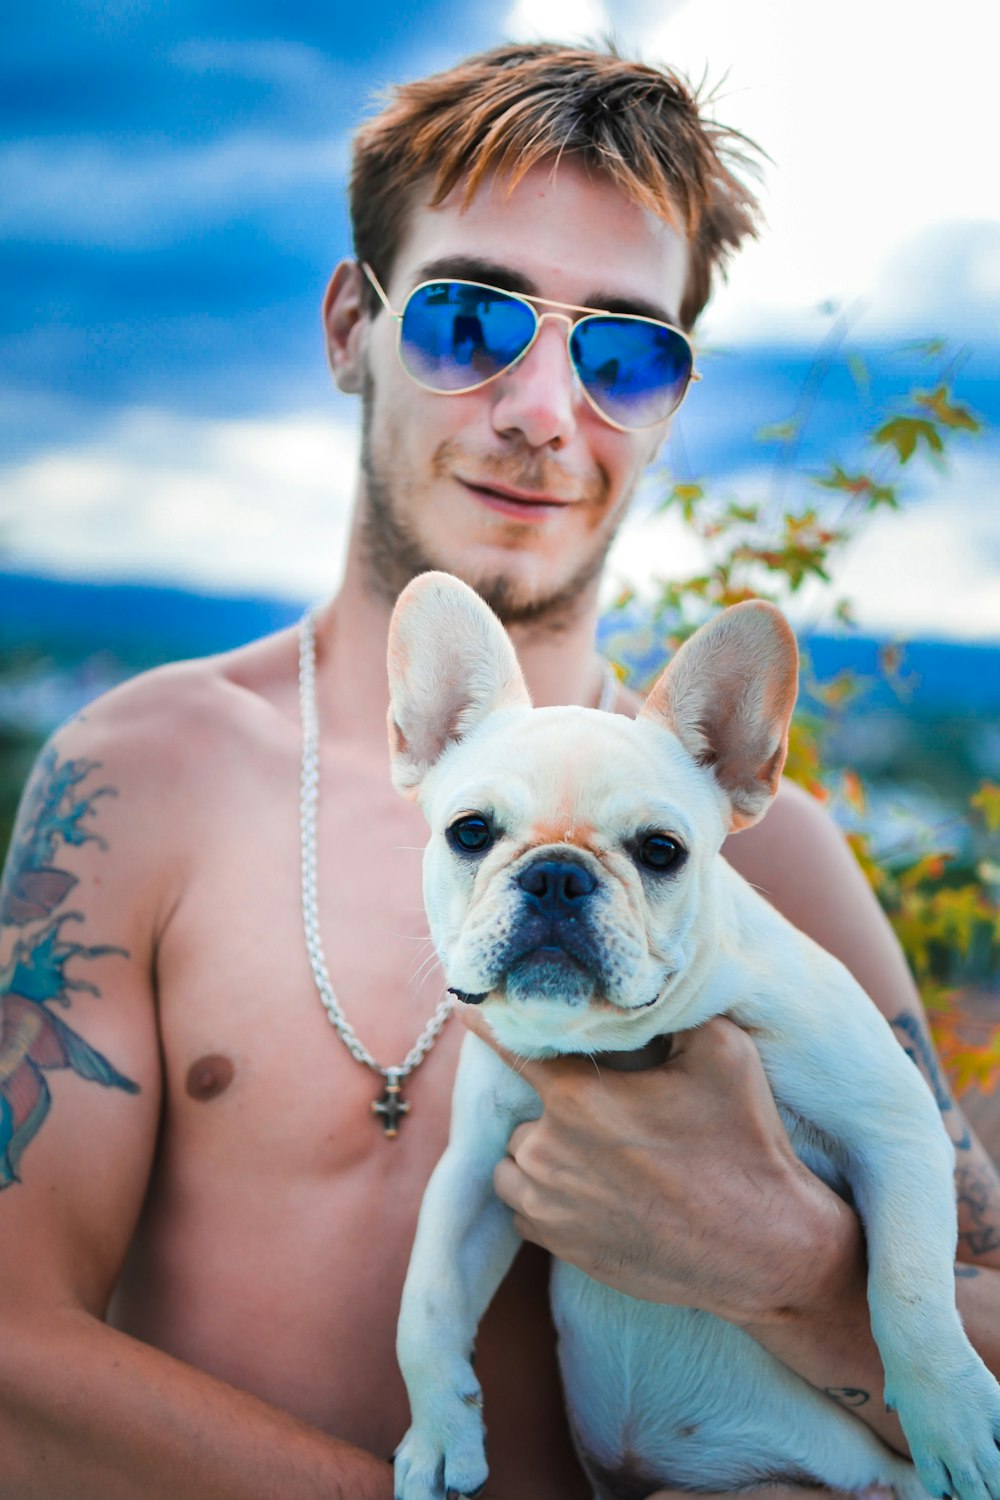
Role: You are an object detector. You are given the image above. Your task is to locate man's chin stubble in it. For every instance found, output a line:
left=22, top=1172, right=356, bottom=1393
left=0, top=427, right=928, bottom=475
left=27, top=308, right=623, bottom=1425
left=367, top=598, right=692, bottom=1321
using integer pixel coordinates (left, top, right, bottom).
left=358, top=385, right=626, bottom=631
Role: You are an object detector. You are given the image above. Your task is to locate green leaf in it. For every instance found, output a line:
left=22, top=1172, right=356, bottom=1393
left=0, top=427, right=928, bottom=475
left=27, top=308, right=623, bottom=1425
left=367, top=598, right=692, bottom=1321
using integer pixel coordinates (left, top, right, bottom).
left=971, top=782, right=1000, bottom=835
left=657, top=482, right=705, bottom=523
left=873, top=416, right=945, bottom=464
left=723, top=502, right=759, bottom=524
left=755, top=420, right=799, bottom=444
left=847, top=352, right=871, bottom=399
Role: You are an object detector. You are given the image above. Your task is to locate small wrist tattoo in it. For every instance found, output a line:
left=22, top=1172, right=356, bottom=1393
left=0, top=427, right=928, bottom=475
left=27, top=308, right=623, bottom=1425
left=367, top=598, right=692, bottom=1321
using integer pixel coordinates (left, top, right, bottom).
left=824, top=1386, right=870, bottom=1408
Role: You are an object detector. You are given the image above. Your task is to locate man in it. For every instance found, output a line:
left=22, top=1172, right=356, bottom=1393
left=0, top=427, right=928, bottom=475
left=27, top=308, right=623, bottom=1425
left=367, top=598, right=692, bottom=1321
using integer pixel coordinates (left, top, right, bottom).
left=0, top=42, right=998, bottom=1500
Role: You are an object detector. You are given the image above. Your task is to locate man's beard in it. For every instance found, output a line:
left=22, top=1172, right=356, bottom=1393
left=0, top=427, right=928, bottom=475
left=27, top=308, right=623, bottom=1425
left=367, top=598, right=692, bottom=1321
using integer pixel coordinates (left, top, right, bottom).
left=358, top=376, right=627, bottom=630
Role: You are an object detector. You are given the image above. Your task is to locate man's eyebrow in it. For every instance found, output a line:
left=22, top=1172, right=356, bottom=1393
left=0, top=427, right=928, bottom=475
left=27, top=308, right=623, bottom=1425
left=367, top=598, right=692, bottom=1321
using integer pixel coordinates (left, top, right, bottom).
left=588, top=289, right=679, bottom=327
left=410, top=257, right=678, bottom=326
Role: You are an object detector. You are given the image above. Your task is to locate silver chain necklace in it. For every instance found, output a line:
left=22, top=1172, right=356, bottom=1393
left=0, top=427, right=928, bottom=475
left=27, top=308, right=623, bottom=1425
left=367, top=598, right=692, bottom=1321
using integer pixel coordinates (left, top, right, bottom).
left=298, top=603, right=618, bottom=1138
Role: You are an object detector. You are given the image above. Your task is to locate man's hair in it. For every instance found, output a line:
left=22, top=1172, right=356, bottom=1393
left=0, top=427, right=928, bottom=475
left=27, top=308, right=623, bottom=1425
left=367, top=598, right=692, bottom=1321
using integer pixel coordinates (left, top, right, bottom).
left=349, top=41, right=762, bottom=331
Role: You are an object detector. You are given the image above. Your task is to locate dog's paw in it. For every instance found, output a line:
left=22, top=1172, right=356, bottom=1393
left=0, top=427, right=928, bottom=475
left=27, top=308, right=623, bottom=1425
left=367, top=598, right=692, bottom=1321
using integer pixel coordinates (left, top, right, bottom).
left=891, top=1355, right=1000, bottom=1500
left=394, top=1392, right=488, bottom=1500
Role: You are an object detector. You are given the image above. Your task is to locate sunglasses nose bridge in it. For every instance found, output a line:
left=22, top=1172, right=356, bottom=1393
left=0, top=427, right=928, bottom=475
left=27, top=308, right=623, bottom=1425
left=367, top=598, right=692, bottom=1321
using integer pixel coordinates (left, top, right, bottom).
left=516, top=307, right=578, bottom=381
left=507, top=308, right=584, bottom=402
left=533, top=308, right=574, bottom=353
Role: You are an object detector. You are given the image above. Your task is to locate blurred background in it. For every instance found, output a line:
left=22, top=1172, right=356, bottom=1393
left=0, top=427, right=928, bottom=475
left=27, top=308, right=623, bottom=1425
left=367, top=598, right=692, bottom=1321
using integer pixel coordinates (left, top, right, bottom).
left=2, top=0, right=999, bottom=871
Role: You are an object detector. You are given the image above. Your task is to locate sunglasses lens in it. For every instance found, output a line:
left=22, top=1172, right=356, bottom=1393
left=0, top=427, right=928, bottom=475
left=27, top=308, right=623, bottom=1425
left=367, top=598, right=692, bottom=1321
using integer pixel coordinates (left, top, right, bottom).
left=570, top=316, right=692, bottom=427
left=399, top=282, right=537, bottom=392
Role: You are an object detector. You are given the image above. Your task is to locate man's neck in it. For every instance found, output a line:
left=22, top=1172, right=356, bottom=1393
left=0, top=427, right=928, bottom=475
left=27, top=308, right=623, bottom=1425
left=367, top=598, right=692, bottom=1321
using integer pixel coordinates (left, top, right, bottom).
left=311, top=563, right=610, bottom=749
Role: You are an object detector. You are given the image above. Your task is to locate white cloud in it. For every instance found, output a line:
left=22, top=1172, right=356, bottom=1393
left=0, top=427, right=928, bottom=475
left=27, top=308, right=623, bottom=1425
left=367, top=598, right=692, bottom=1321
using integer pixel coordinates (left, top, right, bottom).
left=4, top=402, right=995, bottom=639
left=629, top=0, right=1000, bottom=341
left=0, top=407, right=359, bottom=597
left=505, top=0, right=613, bottom=43
left=478, top=0, right=1000, bottom=341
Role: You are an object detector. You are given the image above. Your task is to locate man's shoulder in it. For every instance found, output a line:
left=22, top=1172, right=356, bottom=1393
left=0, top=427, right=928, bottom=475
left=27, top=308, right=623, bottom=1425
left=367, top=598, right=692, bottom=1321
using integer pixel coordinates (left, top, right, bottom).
left=49, top=629, right=297, bottom=791
left=724, top=777, right=847, bottom=882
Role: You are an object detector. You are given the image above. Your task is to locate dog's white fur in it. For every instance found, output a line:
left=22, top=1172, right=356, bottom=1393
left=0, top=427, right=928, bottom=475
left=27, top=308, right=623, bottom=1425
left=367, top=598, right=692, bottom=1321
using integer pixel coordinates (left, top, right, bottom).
left=387, top=572, right=1000, bottom=1500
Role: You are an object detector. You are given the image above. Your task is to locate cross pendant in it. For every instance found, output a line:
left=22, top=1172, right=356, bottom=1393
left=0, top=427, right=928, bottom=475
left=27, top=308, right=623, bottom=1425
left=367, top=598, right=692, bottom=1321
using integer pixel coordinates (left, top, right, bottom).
left=371, top=1069, right=411, bottom=1138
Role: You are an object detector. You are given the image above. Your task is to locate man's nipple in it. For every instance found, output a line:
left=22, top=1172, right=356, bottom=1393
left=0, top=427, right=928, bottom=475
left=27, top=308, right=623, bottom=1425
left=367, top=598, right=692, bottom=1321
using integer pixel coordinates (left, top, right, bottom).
left=185, top=1053, right=235, bottom=1101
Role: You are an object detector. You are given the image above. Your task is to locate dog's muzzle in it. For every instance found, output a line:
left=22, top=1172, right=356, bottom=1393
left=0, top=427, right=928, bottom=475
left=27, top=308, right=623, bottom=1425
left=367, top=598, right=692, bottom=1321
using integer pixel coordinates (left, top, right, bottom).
left=496, top=854, right=607, bottom=1004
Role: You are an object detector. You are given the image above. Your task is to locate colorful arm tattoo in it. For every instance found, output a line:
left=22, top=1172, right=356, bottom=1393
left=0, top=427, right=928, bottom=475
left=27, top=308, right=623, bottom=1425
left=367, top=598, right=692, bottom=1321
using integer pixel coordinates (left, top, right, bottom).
left=0, top=747, right=139, bottom=1189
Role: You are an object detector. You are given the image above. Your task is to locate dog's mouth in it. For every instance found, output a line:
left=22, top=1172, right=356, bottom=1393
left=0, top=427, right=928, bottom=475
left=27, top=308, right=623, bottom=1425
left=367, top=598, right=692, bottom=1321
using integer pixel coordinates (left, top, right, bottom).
left=448, top=959, right=671, bottom=1013
left=505, top=946, right=595, bottom=1007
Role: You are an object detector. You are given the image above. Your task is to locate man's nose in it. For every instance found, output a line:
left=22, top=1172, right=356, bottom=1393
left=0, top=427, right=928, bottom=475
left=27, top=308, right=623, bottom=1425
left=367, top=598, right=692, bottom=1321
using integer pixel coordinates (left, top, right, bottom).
left=517, top=858, right=597, bottom=911
left=490, top=319, right=579, bottom=450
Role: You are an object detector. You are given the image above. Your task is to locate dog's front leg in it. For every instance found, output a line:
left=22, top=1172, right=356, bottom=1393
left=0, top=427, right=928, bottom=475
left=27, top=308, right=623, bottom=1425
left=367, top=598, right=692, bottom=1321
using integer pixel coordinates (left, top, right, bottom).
left=395, top=1032, right=537, bottom=1500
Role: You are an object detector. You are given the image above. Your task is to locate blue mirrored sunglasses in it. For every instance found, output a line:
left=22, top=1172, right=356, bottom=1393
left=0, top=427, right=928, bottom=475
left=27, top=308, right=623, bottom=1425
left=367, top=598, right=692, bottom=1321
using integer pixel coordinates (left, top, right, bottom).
left=362, top=263, right=699, bottom=431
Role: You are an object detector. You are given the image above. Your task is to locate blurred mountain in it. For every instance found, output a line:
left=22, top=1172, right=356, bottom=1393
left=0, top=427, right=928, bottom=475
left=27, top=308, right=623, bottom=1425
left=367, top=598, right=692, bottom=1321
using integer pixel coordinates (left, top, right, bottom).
left=3, top=569, right=1000, bottom=716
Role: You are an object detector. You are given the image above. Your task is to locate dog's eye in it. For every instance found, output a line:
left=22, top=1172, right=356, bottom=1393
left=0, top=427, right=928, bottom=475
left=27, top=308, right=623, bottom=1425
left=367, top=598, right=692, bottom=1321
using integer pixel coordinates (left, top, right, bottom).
left=447, top=815, right=494, bottom=855
left=638, top=834, right=684, bottom=872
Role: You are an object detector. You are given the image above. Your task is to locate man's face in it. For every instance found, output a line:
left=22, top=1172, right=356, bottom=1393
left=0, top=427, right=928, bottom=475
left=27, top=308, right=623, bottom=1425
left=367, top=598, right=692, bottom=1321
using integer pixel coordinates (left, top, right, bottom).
left=342, top=160, right=690, bottom=626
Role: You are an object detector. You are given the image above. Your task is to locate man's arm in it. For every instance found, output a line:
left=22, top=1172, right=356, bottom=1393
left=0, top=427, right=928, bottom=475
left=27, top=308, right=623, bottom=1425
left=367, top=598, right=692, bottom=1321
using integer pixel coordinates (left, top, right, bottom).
left=0, top=697, right=393, bottom=1500
left=725, top=777, right=1000, bottom=1445
left=471, top=777, right=1000, bottom=1457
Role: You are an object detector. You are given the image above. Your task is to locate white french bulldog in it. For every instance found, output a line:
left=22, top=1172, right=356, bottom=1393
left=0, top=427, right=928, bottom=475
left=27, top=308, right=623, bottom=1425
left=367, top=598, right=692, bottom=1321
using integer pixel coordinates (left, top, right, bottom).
left=387, top=570, right=1000, bottom=1500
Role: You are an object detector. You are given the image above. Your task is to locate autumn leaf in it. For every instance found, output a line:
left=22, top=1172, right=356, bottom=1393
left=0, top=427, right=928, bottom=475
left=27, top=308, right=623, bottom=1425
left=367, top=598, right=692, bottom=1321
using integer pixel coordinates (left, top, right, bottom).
left=873, top=416, right=944, bottom=464
left=898, top=852, right=954, bottom=890
left=921, top=982, right=963, bottom=1020
left=814, top=465, right=898, bottom=509
left=812, top=670, right=867, bottom=710
left=934, top=1017, right=1000, bottom=1096
left=783, top=718, right=829, bottom=803
left=914, top=385, right=981, bottom=433
left=924, top=885, right=992, bottom=957
left=971, top=782, right=1000, bottom=835
left=840, top=769, right=867, bottom=814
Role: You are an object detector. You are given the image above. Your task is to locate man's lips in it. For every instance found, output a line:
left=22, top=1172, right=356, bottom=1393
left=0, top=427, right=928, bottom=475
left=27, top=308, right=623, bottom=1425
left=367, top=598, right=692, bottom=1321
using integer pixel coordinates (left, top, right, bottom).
left=457, top=477, right=575, bottom=520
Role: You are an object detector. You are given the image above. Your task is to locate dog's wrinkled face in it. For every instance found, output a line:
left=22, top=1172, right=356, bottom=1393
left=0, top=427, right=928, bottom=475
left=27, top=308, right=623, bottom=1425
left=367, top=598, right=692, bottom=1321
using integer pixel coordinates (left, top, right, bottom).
left=387, top=573, right=799, bottom=1058
left=418, top=708, right=724, bottom=1055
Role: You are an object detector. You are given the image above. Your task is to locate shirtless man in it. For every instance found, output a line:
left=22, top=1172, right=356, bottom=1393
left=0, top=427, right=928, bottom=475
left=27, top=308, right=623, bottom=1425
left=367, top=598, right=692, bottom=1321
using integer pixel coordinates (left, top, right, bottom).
left=1, top=42, right=999, bottom=1500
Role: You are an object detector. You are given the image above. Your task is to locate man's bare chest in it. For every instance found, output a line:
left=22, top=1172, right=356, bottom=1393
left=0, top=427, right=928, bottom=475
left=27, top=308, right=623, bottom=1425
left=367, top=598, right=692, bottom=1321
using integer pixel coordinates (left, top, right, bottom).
left=153, top=742, right=462, bottom=1179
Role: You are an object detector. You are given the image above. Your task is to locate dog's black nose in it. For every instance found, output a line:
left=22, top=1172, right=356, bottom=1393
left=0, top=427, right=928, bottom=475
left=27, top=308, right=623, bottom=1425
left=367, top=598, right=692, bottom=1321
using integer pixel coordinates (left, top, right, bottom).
left=517, top=858, right=597, bottom=908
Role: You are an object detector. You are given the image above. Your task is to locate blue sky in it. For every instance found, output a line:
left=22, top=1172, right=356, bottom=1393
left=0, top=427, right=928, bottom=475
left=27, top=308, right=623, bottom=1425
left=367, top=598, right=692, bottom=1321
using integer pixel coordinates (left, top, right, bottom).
left=2, top=0, right=998, bottom=639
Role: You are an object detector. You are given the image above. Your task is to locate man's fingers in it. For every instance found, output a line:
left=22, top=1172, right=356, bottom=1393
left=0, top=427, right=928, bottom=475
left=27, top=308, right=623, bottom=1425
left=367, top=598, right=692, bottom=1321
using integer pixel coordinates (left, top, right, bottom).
left=663, top=1014, right=756, bottom=1068
left=493, top=1151, right=522, bottom=1206
left=505, top=1120, right=533, bottom=1157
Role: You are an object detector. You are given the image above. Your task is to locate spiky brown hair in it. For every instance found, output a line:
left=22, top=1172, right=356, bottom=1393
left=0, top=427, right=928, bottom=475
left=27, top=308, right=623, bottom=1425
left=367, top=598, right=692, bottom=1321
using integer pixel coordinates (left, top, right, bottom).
left=350, top=41, right=763, bottom=331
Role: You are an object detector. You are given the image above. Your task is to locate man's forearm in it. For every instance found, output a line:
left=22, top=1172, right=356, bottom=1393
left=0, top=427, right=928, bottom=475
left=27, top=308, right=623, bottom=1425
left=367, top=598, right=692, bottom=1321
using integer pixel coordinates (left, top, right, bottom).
left=0, top=1305, right=393, bottom=1500
left=741, top=1205, right=1000, bottom=1458
left=739, top=1194, right=909, bottom=1454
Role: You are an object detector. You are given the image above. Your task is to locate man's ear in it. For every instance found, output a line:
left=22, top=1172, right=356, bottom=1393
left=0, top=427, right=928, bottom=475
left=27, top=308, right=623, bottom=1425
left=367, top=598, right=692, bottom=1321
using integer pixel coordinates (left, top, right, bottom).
left=639, top=601, right=799, bottom=831
left=322, top=260, right=368, bottom=394
left=387, top=572, right=531, bottom=800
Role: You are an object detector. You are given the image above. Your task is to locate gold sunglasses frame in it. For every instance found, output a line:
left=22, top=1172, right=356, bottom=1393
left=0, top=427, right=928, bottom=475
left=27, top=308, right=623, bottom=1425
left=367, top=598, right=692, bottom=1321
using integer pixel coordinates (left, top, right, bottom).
left=361, top=262, right=699, bottom=433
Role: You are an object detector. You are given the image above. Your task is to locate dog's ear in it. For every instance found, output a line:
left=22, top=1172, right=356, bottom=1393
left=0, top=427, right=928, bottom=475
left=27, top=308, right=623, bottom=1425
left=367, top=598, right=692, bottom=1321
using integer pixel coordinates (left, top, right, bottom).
left=639, top=601, right=799, bottom=831
left=387, top=571, right=530, bottom=799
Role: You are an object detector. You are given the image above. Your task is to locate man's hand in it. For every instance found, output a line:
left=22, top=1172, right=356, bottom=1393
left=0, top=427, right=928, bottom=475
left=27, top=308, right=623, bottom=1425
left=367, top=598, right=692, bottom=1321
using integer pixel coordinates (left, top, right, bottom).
left=460, top=1011, right=862, bottom=1327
